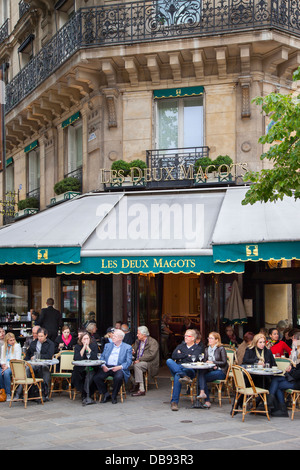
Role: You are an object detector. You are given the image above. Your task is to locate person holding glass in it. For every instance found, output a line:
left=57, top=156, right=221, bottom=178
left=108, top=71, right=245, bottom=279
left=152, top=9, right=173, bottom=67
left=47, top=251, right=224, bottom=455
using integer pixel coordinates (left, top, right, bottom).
left=196, top=332, right=228, bottom=409
left=166, top=329, right=204, bottom=411
left=0, top=333, right=22, bottom=401
left=71, top=332, right=98, bottom=404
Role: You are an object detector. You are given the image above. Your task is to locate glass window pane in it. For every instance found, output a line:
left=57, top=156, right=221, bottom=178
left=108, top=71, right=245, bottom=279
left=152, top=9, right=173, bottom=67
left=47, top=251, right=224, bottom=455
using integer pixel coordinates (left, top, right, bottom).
left=0, top=279, right=28, bottom=317
left=183, top=98, right=203, bottom=147
left=82, top=280, right=97, bottom=325
left=157, top=99, right=178, bottom=149
left=62, top=280, right=79, bottom=324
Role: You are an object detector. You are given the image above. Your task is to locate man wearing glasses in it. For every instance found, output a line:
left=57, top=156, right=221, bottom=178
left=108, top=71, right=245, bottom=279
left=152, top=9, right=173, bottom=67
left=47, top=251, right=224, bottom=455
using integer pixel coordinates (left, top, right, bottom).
left=166, top=329, right=204, bottom=411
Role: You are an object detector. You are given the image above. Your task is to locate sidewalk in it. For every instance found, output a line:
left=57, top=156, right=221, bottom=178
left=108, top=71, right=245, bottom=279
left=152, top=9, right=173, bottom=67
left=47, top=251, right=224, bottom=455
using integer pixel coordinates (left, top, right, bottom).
left=0, top=366, right=299, bottom=451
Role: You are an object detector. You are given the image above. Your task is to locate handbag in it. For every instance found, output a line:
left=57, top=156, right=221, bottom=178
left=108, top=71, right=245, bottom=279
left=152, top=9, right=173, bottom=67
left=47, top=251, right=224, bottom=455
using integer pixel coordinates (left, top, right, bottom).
left=0, top=388, right=6, bottom=402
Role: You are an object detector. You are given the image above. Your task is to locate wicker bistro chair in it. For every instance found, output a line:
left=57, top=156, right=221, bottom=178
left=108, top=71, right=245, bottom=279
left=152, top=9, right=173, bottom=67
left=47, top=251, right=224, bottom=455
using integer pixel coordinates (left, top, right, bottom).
left=209, top=357, right=233, bottom=407
left=170, top=376, right=197, bottom=403
left=275, top=357, right=294, bottom=375
left=285, top=388, right=300, bottom=420
left=231, top=365, right=270, bottom=421
left=96, top=376, right=127, bottom=403
left=50, top=351, right=75, bottom=399
left=144, top=370, right=158, bottom=392
left=10, top=359, right=44, bottom=408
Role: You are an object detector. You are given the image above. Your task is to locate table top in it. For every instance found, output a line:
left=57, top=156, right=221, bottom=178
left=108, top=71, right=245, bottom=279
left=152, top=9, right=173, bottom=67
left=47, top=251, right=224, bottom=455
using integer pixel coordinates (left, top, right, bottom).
left=181, top=362, right=216, bottom=369
left=72, top=359, right=105, bottom=367
left=28, top=358, right=59, bottom=366
left=242, top=365, right=283, bottom=375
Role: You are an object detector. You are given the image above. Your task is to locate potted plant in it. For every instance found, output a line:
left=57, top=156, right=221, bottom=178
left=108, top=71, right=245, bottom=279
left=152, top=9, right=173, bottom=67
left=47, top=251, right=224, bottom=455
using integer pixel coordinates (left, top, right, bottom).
left=15, top=196, right=39, bottom=219
left=111, top=160, right=131, bottom=177
left=194, top=157, right=215, bottom=183
left=51, top=177, right=81, bottom=205
left=213, top=155, right=233, bottom=182
left=129, top=159, right=147, bottom=186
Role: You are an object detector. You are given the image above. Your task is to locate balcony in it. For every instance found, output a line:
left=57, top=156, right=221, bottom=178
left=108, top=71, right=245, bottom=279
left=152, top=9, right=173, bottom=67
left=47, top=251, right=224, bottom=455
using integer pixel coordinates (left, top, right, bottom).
left=5, top=0, right=300, bottom=114
left=0, top=19, right=9, bottom=46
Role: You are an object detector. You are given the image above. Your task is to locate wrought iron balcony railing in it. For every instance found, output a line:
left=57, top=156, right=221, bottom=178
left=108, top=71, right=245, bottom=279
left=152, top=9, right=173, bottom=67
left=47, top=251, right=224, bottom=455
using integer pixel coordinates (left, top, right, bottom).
left=19, top=0, right=30, bottom=18
left=0, top=18, right=9, bottom=46
left=5, top=0, right=300, bottom=113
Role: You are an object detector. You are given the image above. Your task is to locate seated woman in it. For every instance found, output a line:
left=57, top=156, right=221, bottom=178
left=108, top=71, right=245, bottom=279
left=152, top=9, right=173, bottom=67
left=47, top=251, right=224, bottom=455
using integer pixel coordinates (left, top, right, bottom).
left=71, top=332, right=98, bottom=405
left=243, top=333, right=277, bottom=368
left=197, top=332, right=228, bottom=409
left=221, top=325, right=242, bottom=348
left=266, top=328, right=292, bottom=358
left=269, top=331, right=300, bottom=417
left=0, top=333, right=22, bottom=401
left=54, top=325, right=77, bottom=353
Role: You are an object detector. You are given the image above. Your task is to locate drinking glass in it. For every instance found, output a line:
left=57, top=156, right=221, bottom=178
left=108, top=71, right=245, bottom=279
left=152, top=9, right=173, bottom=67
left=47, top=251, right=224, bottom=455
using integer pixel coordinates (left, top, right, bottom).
left=86, top=352, right=91, bottom=361
left=191, top=355, right=196, bottom=363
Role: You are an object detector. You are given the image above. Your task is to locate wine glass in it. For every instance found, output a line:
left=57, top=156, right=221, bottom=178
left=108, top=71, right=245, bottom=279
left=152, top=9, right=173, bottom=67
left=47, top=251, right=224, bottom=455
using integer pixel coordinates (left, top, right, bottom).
left=86, top=351, right=91, bottom=361
left=191, top=355, right=196, bottom=363
left=199, top=353, right=204, bottom=362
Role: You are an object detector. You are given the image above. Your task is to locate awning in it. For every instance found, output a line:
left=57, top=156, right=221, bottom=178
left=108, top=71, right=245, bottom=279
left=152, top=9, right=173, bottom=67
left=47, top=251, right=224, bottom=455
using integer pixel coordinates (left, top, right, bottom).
left=57, top=189, right=244, bottom=275
left=0, top=193, right=122, bottom=264
left=212, top=187, right=300, bottom=263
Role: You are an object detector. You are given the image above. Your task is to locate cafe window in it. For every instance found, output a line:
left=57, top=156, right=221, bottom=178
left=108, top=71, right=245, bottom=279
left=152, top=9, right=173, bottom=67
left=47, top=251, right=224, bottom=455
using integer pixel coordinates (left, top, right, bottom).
left=61, top=279, right=97, bottom=328
left=0, top=279, right=28, bottom=318
left=156, top=95, right=204, bottom=150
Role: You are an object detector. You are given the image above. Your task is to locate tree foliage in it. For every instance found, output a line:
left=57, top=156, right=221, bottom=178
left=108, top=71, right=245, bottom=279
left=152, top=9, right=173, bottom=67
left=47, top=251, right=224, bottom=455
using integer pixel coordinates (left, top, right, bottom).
left=242, top=67, right=300, bottom=205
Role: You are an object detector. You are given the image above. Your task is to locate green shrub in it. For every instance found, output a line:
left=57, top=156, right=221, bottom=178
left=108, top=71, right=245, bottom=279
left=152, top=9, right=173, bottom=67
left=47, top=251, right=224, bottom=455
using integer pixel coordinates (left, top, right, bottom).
left=129, top=159, right=147, bottom=177
left=213, top=155, right=233, bottom=170
left=111, top=160, right=131, bottom=176
left=194, top=157, right=215, bottom=173
left=18, top=197, right=39, bottom=211
left=54, top=177, right=81, bottom=195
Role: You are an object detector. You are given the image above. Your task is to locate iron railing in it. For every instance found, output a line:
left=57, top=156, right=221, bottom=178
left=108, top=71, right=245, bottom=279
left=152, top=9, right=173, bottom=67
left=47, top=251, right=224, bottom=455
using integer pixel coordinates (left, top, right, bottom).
left=19, top=1, right=30, bottom=18
left=0, top=19, right=9, bottom=46
left=147, top=146, right=209, bottom=180
left=5, top=0, right=300, bottom=113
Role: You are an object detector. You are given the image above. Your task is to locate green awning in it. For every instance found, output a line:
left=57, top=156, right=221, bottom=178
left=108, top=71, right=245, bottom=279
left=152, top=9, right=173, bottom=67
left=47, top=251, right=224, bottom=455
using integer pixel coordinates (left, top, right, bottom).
left=0, top=247, right=81, bottom=265
left=213, top=241, right=300, bottom=263
left=57, top=256, right=244, bottom=275
left=153, top=86, right=204, bottom=99
left=61, top=111, right=81, bottom=129
left=24, top=140, right=38, bottom=153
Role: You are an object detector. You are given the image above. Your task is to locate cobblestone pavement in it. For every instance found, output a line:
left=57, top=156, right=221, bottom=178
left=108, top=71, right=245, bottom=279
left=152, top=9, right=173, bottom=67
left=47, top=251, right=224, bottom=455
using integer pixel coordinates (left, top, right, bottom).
left=1, top=368, right=299, bottom=451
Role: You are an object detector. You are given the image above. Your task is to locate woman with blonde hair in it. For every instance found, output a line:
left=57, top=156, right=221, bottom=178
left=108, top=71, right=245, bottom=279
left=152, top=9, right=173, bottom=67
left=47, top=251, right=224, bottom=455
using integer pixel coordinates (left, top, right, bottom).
left=242, top=333, right=276, bottom=367
left=0, top=333, right=22, bottom=401
left=197, top=332, right=228, bottom=408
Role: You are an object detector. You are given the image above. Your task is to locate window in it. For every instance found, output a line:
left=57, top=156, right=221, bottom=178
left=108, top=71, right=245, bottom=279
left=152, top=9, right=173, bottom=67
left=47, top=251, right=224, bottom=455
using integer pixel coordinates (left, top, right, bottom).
left=156, top=96, right=204, bottom=150
left=27, top=148, right=40, bottom=195
left=0, top=0, right=9, bottom=24
left=5, top=161, right=14, bottom=193
left=66, top=121, right=82, bottom=174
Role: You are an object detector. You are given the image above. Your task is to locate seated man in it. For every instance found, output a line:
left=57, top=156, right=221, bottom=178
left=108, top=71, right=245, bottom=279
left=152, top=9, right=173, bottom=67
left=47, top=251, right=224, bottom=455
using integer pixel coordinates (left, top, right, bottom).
left=24, top=327, right=55, bottom=401
left=121, top=323, right=135, bottom=346
left=166, top=329, right=204, bottom=411
left=131, top=326, right=159, bottom=396
left=93, top=329, right=132, bottom=404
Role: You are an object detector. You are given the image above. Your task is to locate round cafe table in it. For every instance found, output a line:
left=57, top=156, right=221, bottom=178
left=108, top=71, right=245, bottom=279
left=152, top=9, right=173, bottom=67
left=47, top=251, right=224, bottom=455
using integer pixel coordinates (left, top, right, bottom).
left=182, top=362, right=216, bottom=408
left=242, top=365, right=283, bottom=389
left=27, top=358, right=59, bottom=367
left=72, top=359, right=105, bottom=405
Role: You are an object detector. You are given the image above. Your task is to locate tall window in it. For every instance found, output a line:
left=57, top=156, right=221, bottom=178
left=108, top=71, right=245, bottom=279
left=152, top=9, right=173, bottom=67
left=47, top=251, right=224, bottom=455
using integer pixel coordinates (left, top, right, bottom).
left=156, top=96, right=204, bottom=149
left=0, top=0, right=9, bottom=24
left=66, top=121, right=82, bottom=174
left=5, top=162, right=14, bottom=192
left=27, top=148, right=40, bottom=195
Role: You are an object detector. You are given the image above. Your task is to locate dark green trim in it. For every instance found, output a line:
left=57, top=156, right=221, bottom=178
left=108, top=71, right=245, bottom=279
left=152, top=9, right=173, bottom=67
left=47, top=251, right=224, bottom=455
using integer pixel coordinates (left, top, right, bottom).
left=213, top=241, right=300, bottom=263
left=153, top=86, right=204, bottom=99
left=24, top=140, right=38, bottom=153
left=61, top=111, right=81, bottom=129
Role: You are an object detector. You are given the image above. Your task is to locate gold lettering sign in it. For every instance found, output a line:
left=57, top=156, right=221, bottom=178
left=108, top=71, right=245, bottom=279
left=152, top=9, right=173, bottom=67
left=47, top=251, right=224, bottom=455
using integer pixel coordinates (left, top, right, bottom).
left=38, top=249, right=48, bottom=260
left=246, top=245, right=258, bottom=257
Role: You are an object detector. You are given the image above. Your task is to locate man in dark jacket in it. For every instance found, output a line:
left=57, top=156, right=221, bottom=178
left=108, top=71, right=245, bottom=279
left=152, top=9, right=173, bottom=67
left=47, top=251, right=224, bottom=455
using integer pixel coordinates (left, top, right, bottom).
left=166, top=329, right=204, bottom=411
left=25, top=327, right=55, bottom=400
left=37, top=298, right=62, bottom=342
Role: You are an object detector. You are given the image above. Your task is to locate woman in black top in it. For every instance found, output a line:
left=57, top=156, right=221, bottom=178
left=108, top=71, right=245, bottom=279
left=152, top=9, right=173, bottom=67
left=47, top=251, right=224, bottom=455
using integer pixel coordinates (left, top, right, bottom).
left=243, top=333, right=276, bottom=368
left=71, top=332, right=98, bottom=404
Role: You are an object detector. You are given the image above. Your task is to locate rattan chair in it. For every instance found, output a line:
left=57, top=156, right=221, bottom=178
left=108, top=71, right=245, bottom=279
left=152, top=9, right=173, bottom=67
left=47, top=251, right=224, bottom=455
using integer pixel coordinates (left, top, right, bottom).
left=210, top=353, right=235, bottom=406
left=97, top=376, right=127, bottom=403
left=50, top=350, right=74, bottom=399
left=275, top=357, right=294, bottom=375
left=144, top=370, right=158, bottom=392
left=231, top=365, right=270, bottom=421
left=170, top=376, right=197, bottom=403
left=10, top=359, right=44, bottom=408
left=285, top=388, right=300, bottom=420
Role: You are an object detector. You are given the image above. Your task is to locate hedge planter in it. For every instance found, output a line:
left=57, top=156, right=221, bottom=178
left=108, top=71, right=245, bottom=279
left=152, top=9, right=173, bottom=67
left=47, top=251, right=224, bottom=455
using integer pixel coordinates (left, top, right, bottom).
left=15, top=208, right=39, bottom=219
left=50, top=191, right=81, bottom=206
